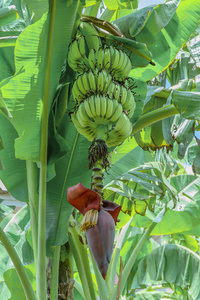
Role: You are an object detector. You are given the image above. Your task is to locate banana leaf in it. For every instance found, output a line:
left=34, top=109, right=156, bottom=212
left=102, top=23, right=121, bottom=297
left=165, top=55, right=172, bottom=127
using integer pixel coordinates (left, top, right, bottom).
left=130, top=0, right=200, bottom=81
left=136, top=244, right=200, bottom=300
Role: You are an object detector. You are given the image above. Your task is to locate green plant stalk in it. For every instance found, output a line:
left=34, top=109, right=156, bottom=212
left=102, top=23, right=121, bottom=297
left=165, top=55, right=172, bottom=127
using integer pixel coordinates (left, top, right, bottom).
left=37, top=0, right=57, bottom=299
left=110, top=222, right=157, bottom=300
left=0, top=226, right=37, bottom=300
left=132, top=104, right=179, bottom=136
left=50, top=246, right=60, bottom=300
left=26, top=160, right=39, bottom=269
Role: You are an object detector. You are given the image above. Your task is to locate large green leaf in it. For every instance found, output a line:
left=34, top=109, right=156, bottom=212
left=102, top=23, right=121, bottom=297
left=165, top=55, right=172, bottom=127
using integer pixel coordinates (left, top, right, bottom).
left=24, top=0, right=48, bottom=21
left=0, top=6, right=19, bottom=27
left=131, top=0, right=200, bottom=81
left=136, top=244, right=200, bottom=300
left=3, top=263, right=36, bottom=300
left=0, top=205, right=33, bottom=281
left=112, top=5, right=156, bottom=39
left=0, top=114, right=27, bottom=201
left=135, top=0, right=180, bottom=46
left=152, top=200, right=200, bottom=235
left=0, top=0, right=79, bottom=161
left=172, top=90, right=200, bottom=120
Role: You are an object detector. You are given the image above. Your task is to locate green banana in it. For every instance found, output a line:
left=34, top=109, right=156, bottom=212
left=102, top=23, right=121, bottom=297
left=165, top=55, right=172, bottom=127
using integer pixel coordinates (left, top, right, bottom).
left=111, top=48, right=120, bottom=71
left=120, top=86, right=128, bottom=105
left=78, top=35, right=86, bottom=58
left=95, top=94, right=101, bottom=117
left=88, top=70, right=96, bottom=92
left=82, top=72, right=91, bottom=92
left=72, top=80, right=86, bottom=102
left=104, top=47, right=111, bottom=71
left=89, top=96, right=97, bottom=118
left=79, top=21, right=100, bottom=52
left=97, top=48, right=104, bottom=69
left=97, top=71, right=104, bottom=92
left=105, top=98, right=114, bottom=119
left=84, top=99, right=94, bottom=119
left=100, top=96, right=107, bottom=118
left=109, top=101, right=123, bottom=123
left=88, top=49, right=96, bottom=69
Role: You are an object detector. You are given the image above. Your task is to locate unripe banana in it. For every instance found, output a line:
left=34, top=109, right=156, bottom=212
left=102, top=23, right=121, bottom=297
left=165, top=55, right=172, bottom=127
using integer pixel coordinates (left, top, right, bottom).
left=115, top=113, right=131, bottom=135
left=72, top=80, right=85, bottom=102
left=95, top=94, right=101, bottom=117
left=121, top=55, right=132, bottom=77
left=88, top=49, right=96, bottom=69
left=78, top=35, right=86, bottom=58
left=116, top=50, right=126, bottom=73
left=123, top=89, right=135, bottom=111
left=103, top=71, right=112, bottom=91
left=100, top=96, right=107, bottom=118
left=107, top=82, right=116, bottom=98
left=113, top=84, right=121, bottom=100
left=105, top=98, right=114, bottom=119
left=68, top=57, right=82, bottom=72
left=69, top=39, right=82, bottom=60
left=77, top=102, right=91, bottom=127
left=111, top=48, right=120, bottom=71
left=89, top=96, right=97, bottom=118
left=97, top=48, right=104, bottom=69
left=110, top=101, right=123, bottom=123
left=104, top=47, right=111, bottom=71
left=82, top=72, right=90, bottom=93
left=72, top=114, right=95, bottom=141
left=88, top=70, right=96, bottom=92
left=84, top=99, right=94, bottom=119
left=120, top=86, right=128, bottom=105
left=79, top=21, right=100, bottom=52
left=97, top=71, right=104, bottom=92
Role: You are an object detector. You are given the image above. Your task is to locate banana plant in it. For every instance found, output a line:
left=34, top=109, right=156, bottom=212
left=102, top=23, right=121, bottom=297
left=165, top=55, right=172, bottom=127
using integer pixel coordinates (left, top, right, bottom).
left=0, top=0, right=200, bottom=299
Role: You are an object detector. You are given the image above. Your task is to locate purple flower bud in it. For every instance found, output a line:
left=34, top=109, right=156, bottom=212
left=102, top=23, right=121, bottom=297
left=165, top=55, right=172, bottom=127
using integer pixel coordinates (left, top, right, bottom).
left=86, top=209, right=115, bottom=279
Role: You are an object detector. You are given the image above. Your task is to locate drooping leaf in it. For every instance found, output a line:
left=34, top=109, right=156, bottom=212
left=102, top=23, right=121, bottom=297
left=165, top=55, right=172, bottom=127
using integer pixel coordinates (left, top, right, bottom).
left=152, top=200, right=200, bottom=235
left=24, top=0, right=48, bottom=21
left=0, top=114, right=28, bottom=201
left=0, top=205, right=33, bottom=281
left=0, top=6, right=19, bottom=27
left=131, top=0, right=200, bottom=81
left=136, top=244, right=200, bottom=300
left=3, top=263, right=36, bottom=300
left=0, top=0, right=80, bottom=161
left=172, top=90, right=200, bottom=120
left=0, top=203, right=13, bottom=221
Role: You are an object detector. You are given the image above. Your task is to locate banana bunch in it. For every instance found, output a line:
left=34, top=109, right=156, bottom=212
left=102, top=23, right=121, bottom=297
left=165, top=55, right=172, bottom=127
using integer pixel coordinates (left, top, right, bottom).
left=68, top=36, right=87, bottom=72
left=71, top=95, right=132, bottom=147
left=72, top=70, right=136, bottom=118
left=88, top=46, right=132, bottom=80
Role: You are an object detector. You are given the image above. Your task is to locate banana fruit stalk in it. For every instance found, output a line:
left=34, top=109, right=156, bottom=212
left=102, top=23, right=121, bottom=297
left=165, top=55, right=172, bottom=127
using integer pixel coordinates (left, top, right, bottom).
left=67, top=21, right=136, bottom=277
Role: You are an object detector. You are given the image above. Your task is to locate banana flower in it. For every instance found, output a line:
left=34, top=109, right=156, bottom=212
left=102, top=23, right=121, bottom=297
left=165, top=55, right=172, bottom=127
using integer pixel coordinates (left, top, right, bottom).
left=67, top=182, right=121, bottom=278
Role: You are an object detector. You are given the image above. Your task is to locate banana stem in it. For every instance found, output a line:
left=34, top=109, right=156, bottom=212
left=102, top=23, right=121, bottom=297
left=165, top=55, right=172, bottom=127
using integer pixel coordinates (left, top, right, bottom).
left=131, top=104, right=179, bottom=136
left=26, top=161, right=39, bottom=270
left=37, top=0, right=57, bottom=298
left=91, top=160, right=104, bottom=204
left=50, top=246, right=61, bottom=300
